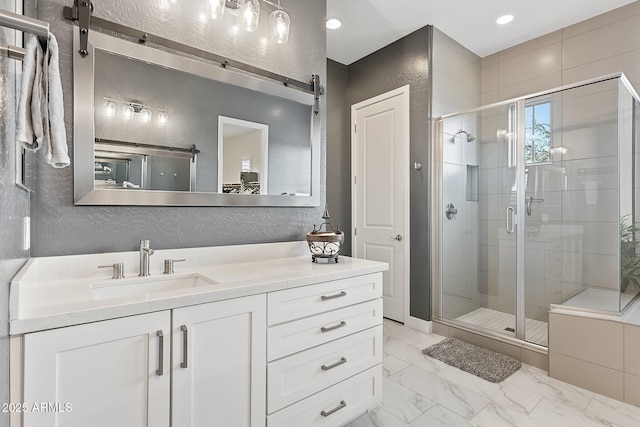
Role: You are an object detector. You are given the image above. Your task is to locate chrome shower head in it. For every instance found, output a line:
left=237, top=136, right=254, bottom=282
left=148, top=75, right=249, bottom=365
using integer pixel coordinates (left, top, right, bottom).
left=455, top=129, right=476, bottom=142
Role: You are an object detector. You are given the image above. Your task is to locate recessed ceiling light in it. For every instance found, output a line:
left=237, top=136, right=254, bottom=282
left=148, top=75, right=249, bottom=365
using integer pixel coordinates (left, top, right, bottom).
left=326, top=18, right=342, bottom=30
left=496, top=14, right=514, bottom=25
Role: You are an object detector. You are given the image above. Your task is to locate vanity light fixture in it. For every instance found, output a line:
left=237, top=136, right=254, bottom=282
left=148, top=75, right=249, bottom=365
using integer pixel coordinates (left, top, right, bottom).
left=240, top=0, right=260, bottom=32
left=496, top=14, right=514, bottom=25
left=269, top=1, right=289, bottom=44
left=140, top=107, right=152, bottom=123
left=158, top=110, right=169, bottom=125
left=103, top=99, right=115, bottom=118
left=205, top=0, right=290, bottom=43
left=103, top=97, right=168, bottom=126
left=122, top=104, right=134, bottom=120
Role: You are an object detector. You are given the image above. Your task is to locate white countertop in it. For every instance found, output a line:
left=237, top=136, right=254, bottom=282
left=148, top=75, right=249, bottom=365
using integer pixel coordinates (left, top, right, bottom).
left=10, top=241, right=387, bottom=334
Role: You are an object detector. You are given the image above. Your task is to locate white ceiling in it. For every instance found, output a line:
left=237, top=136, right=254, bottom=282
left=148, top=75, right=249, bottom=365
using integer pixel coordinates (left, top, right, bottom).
left=326, top=0, right=638, bottom=65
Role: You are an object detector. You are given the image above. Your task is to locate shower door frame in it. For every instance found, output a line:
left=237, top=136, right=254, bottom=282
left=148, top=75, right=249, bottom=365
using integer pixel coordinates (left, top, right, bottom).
left=431, top=72, right=632, bottom=350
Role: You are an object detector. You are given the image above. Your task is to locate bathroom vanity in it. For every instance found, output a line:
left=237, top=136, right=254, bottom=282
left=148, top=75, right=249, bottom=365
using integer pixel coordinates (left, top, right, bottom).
left=9, top=242, right=386, bottom=427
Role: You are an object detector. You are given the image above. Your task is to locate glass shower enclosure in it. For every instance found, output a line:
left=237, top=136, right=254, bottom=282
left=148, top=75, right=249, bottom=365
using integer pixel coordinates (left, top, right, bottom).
left=432, top=73, right=640, bottom=348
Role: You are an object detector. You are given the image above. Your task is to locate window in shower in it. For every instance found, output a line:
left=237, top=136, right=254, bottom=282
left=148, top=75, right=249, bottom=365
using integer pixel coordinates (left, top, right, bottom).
left=525, top=99, right=551, bottom=164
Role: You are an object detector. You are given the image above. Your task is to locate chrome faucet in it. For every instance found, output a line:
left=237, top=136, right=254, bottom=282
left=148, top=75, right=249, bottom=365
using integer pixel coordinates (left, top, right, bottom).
left=139, top=240, right=155, bottom=276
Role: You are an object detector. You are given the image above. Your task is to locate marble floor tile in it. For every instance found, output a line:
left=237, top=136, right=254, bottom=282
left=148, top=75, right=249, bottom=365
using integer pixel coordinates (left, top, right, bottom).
left=344, top=407, right=411, bottom=427
left=341, top=322, right=640, bottom=427
left=410, top=404, right=477, bottom=427
left=383, top=319, right=445, bottom=348
left=384, top=338, right=450, bottom=374
left=585, top=394, right=640, bottom=427
left=503, top=364, right=594, bottom=410
left=471, top=401, right=551, bottom=427
left=437, top=366, right=544, bottom=414
left=380, top=376, right=436, bottom=423
left=382, top=353, right=410, bottom=377
left=528, top=398, right=609, bottom=427
left=389, top=365, right=491, bottom=419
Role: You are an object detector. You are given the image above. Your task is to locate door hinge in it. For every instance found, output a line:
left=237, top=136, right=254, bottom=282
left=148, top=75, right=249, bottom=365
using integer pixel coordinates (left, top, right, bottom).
left=354, top=176, right=357, bottom=185
left=354, top=124, right=357, bottom=133
left=354, top=228, right=357, bottom=236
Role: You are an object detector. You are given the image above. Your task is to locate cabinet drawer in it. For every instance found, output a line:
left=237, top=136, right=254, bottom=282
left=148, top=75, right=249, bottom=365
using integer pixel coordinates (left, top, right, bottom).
left=267, top=326, right=382, bottom=413
left=267, top=273, right=382, bottom=325
left=268, top=299, right=382, bottom=361
left=267, top=365, right=381, bottom=427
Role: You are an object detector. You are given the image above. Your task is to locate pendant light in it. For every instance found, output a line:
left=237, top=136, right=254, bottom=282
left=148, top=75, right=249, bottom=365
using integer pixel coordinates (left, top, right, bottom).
left=239, top=0, right=260, bottom=32
left=269, top=1, right=289, bottom=44
left=208, top=0, right=226, bottom=20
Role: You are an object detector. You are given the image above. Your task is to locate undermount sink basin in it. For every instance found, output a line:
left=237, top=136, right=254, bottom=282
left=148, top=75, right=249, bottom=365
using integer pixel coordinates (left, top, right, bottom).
left=90, top=274, right=218, bottom=300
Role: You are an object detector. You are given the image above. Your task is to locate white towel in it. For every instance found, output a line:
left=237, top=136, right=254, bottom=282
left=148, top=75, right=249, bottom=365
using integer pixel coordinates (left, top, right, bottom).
left=16, top=35, right=42, bottom=150
left=16, top=33, right=69, bottom=168
left=43, top=33, right=69, bottom=168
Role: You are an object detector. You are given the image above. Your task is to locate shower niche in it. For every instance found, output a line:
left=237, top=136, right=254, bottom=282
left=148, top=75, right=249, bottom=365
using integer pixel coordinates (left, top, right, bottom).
left=433, top=73, right=640, bottom=349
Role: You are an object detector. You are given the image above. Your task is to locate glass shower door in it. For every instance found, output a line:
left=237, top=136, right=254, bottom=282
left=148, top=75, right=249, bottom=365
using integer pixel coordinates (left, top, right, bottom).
left=440, top=103, right=519, bottom=340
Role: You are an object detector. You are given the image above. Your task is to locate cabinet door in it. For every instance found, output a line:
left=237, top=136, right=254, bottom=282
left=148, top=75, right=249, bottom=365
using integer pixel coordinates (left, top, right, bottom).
left=172, top=294, right=267, bottom=427
left=23, top=311, right=171, bottom=427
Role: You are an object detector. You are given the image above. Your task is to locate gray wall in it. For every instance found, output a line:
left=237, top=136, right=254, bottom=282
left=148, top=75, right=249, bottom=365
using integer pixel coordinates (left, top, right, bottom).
left=0, top=0, right=30, bottom=420
left=32, top=0, right=326, bottom=256
left=346, top=26, right=433, bottom=321
left=326, top=59, right=351, bottom=255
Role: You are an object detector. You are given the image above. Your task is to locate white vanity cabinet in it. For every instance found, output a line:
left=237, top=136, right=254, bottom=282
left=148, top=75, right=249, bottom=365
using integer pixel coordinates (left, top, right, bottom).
left=172, top=294, right=266, bottom=427
left=266, top=273, right=384, bottom=427
left=23, top=311, right=172, bottom=427
left=21, top=294, right=266, bottom=427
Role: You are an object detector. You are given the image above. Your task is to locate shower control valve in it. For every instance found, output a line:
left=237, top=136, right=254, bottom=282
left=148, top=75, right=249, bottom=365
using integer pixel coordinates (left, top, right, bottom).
left=445, top=203, right=458, bottom=220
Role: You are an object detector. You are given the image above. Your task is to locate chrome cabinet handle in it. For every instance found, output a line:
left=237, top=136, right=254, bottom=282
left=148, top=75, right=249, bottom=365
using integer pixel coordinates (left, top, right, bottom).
left=321, top=357, right=347, bottom=371
left=321, top=400, right=346, bottom=417
left=321, top=291, right=346, bottom=301
left=180, top=325, right=188, bottom=369
left=156, top=330, right=164, bottom=376
left=389, top=234, right=403, bottom=241
left=321, top=321, right=347, bottom=333
left=506, top=206, right=515, bottom=234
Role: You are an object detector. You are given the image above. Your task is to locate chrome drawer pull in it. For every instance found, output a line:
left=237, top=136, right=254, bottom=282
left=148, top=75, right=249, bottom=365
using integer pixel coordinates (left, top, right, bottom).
left=321, top=357, right=347, bottom=371
left=321, top=400, right=346, bottom=417
left=180, top=325, right=188, bottom=369
left=321, top=321, right=347, bottom=333
left=156, top=330, right=164, bottom=376
left=321, top=291, right=347, bottom=301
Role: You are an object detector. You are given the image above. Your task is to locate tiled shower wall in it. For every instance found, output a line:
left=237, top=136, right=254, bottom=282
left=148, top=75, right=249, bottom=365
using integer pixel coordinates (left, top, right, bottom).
left=432, top=29, right=482, bottom=319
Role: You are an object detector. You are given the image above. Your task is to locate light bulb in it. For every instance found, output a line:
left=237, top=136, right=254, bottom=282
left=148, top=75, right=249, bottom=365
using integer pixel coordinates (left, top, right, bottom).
left=239, top=0, right=260, bottom=32
left=269, top=9, right=289, bottom=44
left=122, top=104, right=134, bottom=120
left=208, top=0, right=226, bottom=20
left=103, top=100, right=115, bottom=118
left=158, top=111, right=168, bottom=125
left=141, top=108, right=152, bottom=123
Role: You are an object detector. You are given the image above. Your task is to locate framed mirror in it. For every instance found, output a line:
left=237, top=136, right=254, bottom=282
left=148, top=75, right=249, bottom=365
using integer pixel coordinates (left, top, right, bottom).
left=73, top=31, right=320, bottom=206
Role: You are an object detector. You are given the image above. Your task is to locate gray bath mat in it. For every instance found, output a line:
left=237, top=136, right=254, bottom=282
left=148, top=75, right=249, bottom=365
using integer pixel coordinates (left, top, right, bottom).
left=423, top=338, right=521, bottom=383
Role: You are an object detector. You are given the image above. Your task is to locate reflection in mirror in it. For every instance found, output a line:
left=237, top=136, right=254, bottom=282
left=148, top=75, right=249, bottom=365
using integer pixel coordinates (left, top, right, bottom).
left=218, top=116, right=268, bottom=195
left=73, top=31, right=320, bottom=206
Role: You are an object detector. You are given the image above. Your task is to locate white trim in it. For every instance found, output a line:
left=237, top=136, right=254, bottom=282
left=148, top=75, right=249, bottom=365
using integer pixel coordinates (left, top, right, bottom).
left=351, top=85, right=411, bottom=325
left=406, top=316, right=433, bottom=334
left=217, top=115, right=269, bottom=195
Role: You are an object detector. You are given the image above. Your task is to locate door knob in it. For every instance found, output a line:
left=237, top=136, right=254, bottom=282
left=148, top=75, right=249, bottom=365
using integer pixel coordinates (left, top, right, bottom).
left=389, top=235, right=403, bottom=241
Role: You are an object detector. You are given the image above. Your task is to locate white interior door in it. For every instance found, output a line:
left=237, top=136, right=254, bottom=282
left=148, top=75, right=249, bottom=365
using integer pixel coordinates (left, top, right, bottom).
left=352, top=85, right=410, bottom=323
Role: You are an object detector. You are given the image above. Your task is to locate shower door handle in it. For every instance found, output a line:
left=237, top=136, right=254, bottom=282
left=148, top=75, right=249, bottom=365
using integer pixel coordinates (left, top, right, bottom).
left=526, top=197, right=544, bottom=216
left=506, top=206, right=515, bottom=234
